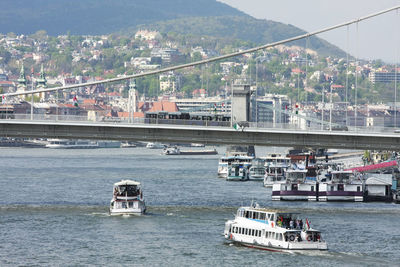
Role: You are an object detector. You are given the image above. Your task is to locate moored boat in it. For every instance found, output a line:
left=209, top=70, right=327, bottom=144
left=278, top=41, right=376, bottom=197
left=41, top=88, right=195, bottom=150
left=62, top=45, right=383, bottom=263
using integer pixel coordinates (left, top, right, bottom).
left=45, top=139, right=98, bottom=149
left=227, top=162, right=249, bottom=181
left=109, top=180, right=146, bottom=216
left=248, top=158, right=266, bottom=181
left=263, top=154, right=290, bottom=187
left=224, top=203, right=327, bottom=251
left=319, top=170, right=363, bottom=202
left=146, top=142, right=165, bottom=149
left=163, top=146, right=218, bottom=155
left=272, top=164, right=319, bottom=201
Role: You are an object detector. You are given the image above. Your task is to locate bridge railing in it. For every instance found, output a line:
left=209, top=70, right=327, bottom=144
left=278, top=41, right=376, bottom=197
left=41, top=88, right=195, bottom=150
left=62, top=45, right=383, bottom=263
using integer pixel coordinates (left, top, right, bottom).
left=1, top=114, right=399, bottom=135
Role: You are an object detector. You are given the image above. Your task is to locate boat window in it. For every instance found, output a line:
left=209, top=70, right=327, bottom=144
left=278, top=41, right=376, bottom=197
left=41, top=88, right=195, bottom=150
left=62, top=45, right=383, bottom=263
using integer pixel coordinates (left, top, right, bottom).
left=244, top=211, right=249, bottom=218
left=259, top=213, right=266, bottom=220
left=279, top=234, right=283, bottom=241
left=357, top=186, right=360, bottom=192
left=129, top=202, right=134, bottom=208
left=331, top=186, right=335, bottom=191
left=338, top=184, right=344, bottom=191
left=311, top=186, right=314, bottom=192
left=259, top=231, right=262, bottom=237
left=253, top=212, right=257, bottom=219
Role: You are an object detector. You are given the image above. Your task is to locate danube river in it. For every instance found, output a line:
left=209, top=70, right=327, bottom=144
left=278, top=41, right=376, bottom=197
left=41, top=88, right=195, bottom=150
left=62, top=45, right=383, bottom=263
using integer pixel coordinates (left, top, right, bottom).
left=0, top=146, right=399, bottom=266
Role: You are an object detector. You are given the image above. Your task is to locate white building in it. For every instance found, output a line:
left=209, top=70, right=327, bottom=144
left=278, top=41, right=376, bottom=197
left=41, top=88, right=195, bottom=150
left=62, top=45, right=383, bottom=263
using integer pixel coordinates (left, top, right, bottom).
left=159, top=72, right=181, bottom=92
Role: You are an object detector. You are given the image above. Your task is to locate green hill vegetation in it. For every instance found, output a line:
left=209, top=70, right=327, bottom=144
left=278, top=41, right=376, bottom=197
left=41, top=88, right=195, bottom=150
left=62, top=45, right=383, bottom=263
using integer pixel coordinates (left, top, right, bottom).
left=1, top=0, right=344, bottom=57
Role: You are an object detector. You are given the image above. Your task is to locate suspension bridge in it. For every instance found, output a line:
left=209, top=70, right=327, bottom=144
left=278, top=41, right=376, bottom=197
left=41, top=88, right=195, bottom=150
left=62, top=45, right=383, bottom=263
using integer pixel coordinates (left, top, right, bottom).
left=1, top=5, right=400, bottom=149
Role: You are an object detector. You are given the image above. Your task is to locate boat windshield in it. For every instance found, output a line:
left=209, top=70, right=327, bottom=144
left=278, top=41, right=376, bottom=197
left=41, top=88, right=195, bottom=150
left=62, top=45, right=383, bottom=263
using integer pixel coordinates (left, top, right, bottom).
left=331, top=172, right=354, bottom=183
left=115, top=185, right=140, bottom=196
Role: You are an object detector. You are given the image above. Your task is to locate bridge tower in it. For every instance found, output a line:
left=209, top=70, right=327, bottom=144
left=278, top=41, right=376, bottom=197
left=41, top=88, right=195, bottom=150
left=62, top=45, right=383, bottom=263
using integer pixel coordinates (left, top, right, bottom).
left=128, top=79, right=138, bottom=123
left=231, top=83, right=251, bottom=123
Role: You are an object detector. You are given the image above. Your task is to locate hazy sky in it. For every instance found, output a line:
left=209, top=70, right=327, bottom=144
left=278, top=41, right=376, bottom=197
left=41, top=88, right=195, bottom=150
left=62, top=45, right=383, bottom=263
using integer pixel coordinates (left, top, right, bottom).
left=219, top=0, right=400, bottom=62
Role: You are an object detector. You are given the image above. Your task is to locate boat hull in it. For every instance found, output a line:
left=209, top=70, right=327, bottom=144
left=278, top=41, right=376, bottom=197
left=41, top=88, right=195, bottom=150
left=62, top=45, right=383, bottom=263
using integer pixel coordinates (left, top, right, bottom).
left=110, top=200, right=146, bottom=215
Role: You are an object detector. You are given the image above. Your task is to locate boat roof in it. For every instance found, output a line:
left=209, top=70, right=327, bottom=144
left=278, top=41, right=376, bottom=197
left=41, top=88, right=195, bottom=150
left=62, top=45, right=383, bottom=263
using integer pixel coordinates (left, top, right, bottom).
left=114, top=180, right=141, bottom=186
left=331, top=170, right=353, bottom=174
left=286, top=169, right=308, bottom=173
left=240, top=206, right=299, bottom=214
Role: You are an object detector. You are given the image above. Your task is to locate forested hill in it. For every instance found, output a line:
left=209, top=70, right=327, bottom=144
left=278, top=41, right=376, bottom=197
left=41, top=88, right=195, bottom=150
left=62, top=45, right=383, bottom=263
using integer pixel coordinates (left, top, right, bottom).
left=0, top=0, right=247, bottom=35
left=146, top=16, right=345, bottom=57
left=1, top=0, right=344, bottom=56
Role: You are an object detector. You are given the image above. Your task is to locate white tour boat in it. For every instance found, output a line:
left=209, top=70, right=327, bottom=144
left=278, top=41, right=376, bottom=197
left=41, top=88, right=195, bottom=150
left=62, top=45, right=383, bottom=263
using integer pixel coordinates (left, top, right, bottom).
left=224, top=204, right=328, bottom=251
left=109, top=180, right=146, bottom=216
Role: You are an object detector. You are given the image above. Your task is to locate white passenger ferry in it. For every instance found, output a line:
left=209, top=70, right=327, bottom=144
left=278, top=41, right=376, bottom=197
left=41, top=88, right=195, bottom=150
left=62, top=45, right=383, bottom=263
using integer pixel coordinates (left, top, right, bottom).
left=109, top=180, right=146, bottom=216
left=224, top=204, right=327, bottom=251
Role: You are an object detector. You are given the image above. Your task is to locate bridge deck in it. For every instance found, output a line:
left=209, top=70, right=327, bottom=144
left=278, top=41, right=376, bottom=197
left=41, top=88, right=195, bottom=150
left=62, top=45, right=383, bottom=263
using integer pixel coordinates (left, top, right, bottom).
left=1, top=120, right=400, bottom=150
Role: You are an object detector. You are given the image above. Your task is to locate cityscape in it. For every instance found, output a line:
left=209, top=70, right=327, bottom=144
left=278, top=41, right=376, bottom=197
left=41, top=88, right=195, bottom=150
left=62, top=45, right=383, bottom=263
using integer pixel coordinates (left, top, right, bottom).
left=1, top=1, right=400, bottom=266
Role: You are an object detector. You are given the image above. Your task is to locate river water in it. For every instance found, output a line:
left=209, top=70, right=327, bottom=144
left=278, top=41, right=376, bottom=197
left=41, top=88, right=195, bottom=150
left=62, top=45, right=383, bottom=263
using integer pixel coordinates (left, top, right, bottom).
left=0, top=146, right=399, bottom=266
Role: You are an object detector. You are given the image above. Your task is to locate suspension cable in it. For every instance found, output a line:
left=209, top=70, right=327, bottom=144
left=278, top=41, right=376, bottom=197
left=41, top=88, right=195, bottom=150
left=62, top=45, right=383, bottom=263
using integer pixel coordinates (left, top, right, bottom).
left=2, top=5, right=400, bottom=98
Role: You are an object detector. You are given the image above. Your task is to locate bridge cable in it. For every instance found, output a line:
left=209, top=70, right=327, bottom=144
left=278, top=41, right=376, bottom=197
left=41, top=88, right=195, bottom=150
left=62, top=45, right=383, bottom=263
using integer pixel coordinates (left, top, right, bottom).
left=1, top=5, right=400, bottom=98
left=395, top=9, right=399, bottom=128
left=355, top=22, right=359, bottom=131
left=345, top=25, right=350, bottom=127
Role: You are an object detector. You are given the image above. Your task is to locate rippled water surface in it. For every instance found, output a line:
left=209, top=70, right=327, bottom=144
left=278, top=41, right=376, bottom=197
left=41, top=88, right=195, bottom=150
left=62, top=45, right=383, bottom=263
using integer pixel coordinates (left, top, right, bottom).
left=0, top=147, right=399, bottom=266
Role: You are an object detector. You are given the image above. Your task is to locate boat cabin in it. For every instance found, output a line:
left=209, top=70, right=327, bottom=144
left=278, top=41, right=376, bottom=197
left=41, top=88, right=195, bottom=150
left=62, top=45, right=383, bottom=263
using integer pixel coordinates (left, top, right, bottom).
left=285, top=169, right=307, bottom=183
left=113, top=180, right=142, bottom=199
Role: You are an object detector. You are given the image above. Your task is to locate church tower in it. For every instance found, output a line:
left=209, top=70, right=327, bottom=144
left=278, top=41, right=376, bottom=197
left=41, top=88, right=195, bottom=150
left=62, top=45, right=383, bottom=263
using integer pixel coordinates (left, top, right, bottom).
left=16, top=63, right=27, bottom=99
left=36, top=64, right=47, bottom=101
left=128, top=78, right=138, bottom=123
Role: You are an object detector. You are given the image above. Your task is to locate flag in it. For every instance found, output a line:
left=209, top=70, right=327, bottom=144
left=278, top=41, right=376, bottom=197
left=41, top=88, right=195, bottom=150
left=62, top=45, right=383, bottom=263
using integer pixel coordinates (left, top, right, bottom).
left=306, top=218, right=310, bottom=230
left=233, top=123, right=240, bottom=130
left=73, top=95, right=78, bottom=107
left=1, top=95, right=5, bottom=104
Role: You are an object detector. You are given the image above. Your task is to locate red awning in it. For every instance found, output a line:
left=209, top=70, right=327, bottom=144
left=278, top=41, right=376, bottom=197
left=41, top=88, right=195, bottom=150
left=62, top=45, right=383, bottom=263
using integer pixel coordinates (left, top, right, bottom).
left=345, top=160, right=398, bottom=173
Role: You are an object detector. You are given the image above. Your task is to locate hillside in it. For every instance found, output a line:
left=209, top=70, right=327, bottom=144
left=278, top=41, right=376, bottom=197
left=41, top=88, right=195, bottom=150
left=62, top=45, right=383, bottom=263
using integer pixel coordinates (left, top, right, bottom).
left=0, top=0, right=344, bottom=57
left=146, top=16, right=345, bottom=57
left=0, top=0, right=247, bottom=35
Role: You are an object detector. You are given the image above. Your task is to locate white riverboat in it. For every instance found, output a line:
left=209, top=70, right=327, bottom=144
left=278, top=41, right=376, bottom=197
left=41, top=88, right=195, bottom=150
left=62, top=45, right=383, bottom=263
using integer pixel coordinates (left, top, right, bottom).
left=109, top=180, right=146, bottom=216
left=227, top=162, right=249, bottom=181
left=248, top=158, right=266, bottom=181
left=319, top=170, right=363, bottom=202
left=263, top=154, right=290, bottom=187
left=146, top=142, right=165, bottom=149
left=45, top=139, right=98, bottom=149
left=272, top=166, right=318, bottom=201
left=224, top=204, right=327, bottom=251
left=218, top=155, right=253, bottom=179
